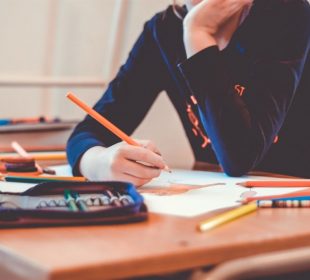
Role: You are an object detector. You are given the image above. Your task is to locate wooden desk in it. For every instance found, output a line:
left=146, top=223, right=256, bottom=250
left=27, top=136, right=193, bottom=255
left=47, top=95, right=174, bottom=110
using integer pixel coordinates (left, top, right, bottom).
left=1, top=209, right=310, bottom=279
left=1, top=166, right=310, bottom=280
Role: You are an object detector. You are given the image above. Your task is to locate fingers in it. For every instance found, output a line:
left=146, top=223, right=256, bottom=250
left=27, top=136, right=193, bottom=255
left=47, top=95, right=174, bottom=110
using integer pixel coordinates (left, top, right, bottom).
left=109, top=155, right=155, bottom=186
left=120, top=158, right=161, bottom=180
left=124, top=147, right=166, bottom=170
left=204, top=0, right=253, bottom=15
left=107, top=141, right=166, bottom=186
left=229, top=0, right=253, bottom=13
left=120, top=141, right=166, bottom=170
left=113, top=172, right=151, bottom=187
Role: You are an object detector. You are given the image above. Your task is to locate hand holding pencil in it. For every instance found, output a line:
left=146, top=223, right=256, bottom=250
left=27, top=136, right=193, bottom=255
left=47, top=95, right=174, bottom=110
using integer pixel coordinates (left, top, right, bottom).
left=67, top=92, right=170, bottom=186
left=79, top=141, right=166, bottom=186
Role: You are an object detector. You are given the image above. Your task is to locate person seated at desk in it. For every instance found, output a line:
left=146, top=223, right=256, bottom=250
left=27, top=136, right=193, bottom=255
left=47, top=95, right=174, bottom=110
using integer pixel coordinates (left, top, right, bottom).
left=67, top=0, right=310, bottom=186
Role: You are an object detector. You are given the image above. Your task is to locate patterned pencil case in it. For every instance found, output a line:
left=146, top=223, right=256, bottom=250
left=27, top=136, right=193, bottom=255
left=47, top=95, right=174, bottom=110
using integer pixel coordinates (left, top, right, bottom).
left=0, top=181, right=147, bottom=228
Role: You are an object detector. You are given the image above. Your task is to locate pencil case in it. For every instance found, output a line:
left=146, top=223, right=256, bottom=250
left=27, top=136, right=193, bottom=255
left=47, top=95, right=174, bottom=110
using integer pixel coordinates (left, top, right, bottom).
left=0, top=181, right=147, bottom=228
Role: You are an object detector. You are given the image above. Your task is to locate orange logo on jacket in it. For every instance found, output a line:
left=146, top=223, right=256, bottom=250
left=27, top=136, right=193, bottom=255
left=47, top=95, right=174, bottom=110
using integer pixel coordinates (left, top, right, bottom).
left=234, top=84, right=246, bottom=97
left=186, top=103, right=210, bottom=148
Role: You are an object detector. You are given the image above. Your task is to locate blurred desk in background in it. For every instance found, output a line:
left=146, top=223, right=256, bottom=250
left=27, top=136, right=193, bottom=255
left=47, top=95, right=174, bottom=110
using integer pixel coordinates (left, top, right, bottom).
left=0, top=120, right=77, bottom=153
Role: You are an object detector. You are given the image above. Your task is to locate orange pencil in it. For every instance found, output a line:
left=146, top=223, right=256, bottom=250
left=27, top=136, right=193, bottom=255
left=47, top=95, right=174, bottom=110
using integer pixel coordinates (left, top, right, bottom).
left=67, top=92, right=139, bottom=146
left=67, top=92, right=171, bottom=172
left=242, top=188, right=310, bottom=204
left=0, top=153, right=67, bottom=162
left=21, top=153, right=66, bottom=161
left=237, top=180, right=310, bottom=188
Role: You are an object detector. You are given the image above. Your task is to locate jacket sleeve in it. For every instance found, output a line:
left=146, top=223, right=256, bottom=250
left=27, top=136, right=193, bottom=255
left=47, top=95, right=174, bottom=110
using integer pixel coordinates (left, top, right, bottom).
left=66, top=19, right=167, bottom=175
left=177, top=1, right=310, bottom=176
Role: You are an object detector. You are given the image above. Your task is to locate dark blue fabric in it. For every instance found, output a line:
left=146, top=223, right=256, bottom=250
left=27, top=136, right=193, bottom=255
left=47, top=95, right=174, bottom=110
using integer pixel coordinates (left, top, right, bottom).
left=67, top=0, right=310, bottom=178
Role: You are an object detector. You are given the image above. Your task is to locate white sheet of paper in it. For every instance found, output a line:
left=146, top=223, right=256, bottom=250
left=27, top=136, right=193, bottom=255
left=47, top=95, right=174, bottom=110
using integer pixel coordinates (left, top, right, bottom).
left=0, top=165, right=72, bottom=193
left=50, top=164, right=73, bottom=176
left=0, top=182, right=36, bottom=193
left=142, top=169, right=307, bottom=217
left=0, top=165, right=71, bottom=194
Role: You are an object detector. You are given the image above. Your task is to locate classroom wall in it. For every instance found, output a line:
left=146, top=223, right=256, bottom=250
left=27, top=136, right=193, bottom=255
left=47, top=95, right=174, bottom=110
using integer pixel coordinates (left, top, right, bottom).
left=0, top=0, right=194, bottom=168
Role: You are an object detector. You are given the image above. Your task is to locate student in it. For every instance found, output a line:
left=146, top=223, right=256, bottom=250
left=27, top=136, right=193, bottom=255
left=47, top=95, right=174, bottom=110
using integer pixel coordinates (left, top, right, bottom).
left=67, top=0, right=310, bottom=186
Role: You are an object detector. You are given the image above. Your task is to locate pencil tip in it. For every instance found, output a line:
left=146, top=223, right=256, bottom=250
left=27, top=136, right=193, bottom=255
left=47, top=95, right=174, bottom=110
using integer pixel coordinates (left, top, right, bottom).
left=163, top=165, right=172, bottom=173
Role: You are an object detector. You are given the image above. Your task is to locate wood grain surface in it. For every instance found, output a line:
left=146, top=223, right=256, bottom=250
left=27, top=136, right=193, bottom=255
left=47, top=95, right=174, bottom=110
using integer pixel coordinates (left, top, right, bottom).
left=0, top=208, right=310, bottom=280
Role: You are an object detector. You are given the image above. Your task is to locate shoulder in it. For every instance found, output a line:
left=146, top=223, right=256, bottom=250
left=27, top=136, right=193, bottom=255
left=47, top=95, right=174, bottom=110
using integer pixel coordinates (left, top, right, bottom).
left=139, top=5, right=185, bottom=53
left=249, top=0, right=310, bottom=55
left=254, top=0, right=310, bottom=10
left=144, top=5, right=184, bottom=35
left=279, top=0, right=309, bottom=23
left=253, top=0, right=310, bottom=23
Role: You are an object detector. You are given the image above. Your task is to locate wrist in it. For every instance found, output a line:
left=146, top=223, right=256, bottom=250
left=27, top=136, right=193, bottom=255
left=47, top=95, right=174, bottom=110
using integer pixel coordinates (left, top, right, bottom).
left=183, top=28, right=217, bottom=58
left=79, top=146, right=106, bottom=179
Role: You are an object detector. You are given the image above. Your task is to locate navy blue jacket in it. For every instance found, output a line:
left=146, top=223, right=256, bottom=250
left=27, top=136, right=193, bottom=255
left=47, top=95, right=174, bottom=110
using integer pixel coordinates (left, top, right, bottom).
left=67, top=0, right=310, bottom=177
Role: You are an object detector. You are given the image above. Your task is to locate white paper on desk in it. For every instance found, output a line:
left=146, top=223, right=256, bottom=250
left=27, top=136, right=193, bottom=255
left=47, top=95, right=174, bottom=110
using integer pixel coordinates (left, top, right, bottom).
left=0, top=182, right=36, bottom=193
left=0, top=165, right=72, bottom=194
left=147, top=169, right=239, bottom=186
left=51, top=164, right=73, bottom=176
left=142, top=169, right=307, bottom=217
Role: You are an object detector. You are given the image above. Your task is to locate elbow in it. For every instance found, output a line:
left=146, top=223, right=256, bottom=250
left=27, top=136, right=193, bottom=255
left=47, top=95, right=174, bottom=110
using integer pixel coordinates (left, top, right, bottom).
left=219, top=152, right=257, bottom=177
left=211, top=133, right=262, bottom=177
left=222, top=164, right=250, bottom=177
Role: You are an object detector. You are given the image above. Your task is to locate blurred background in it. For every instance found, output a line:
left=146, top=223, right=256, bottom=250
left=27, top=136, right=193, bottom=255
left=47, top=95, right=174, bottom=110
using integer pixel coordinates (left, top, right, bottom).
left=0, top=0, right=194, bottom=168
